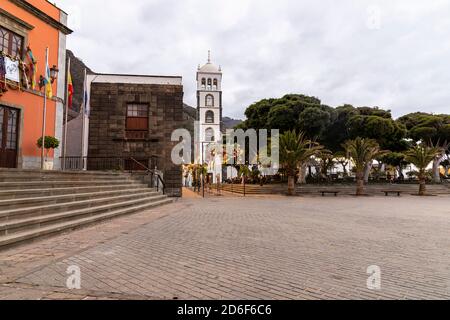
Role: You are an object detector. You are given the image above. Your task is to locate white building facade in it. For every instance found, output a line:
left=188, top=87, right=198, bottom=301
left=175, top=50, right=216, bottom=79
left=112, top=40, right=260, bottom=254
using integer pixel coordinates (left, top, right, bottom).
left=196, top=52, right=223, bottom=183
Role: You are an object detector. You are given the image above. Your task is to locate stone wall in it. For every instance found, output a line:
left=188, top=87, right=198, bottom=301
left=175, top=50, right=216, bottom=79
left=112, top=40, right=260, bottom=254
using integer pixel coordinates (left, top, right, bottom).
left=88, top=82, right=184, bottom=197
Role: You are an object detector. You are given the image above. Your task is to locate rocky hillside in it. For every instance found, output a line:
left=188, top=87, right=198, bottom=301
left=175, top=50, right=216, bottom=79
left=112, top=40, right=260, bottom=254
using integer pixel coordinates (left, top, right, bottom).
left=66, top=50, right=94, bottom=113
left=223, top=116, right=242, bottom=129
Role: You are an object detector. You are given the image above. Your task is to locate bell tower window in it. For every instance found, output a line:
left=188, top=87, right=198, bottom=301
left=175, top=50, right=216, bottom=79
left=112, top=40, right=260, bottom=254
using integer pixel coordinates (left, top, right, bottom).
left=205, top=94, right=214, bottom=107
left=205, top=127, right=214, bottom=142
left=205, top=110, right=214, bottom=123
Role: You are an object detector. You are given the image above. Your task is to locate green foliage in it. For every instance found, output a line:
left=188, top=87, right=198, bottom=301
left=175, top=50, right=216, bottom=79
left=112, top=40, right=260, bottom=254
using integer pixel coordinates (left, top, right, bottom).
left=267, top=105, right=297, bottom=132
left=405, top=145, right=442, bottom=173
left=397, top=112, right=450, bottom=144
left=240, top=94, right=449, bottom=157
left=36, top=136, right=60, bottom=150
left=343, top=138, right=386, bottom=173
left=279, top=130, right=323, bottom=176
left=380, top=152, right=407, bottom=167
left=298, top=106, right=332, bottom=139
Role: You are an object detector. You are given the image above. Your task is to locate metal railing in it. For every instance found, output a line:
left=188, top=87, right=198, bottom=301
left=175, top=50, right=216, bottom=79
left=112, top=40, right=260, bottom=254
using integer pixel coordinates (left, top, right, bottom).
left=60, top=156, right=165, bottom=194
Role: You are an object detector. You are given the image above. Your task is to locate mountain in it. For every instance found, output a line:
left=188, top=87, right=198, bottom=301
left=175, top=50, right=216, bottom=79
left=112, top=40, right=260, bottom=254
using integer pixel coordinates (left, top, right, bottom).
left=222, top=116, right=242, bottom=129
left=66, top=50, right=94, bottom=113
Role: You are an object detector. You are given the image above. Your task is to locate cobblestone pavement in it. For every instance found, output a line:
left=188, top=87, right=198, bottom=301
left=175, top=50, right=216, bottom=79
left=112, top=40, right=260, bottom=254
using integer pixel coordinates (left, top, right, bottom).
left=1, top=195, right=449, bottom=300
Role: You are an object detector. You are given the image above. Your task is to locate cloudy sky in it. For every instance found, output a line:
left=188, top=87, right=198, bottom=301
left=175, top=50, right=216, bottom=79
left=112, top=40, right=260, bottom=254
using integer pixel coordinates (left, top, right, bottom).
left=56, top=0, right=450, bottom=119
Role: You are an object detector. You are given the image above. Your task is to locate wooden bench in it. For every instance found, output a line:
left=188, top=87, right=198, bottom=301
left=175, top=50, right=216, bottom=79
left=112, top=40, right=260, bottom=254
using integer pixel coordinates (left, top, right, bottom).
left=382, top=190, right=402, bottom=197
left=319, top=191, right=340, bottom=197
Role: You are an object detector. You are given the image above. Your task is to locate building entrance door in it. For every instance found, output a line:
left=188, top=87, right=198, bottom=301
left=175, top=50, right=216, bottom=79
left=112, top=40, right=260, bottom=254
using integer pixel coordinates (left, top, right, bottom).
left=0, top=105, right=19, bottom=168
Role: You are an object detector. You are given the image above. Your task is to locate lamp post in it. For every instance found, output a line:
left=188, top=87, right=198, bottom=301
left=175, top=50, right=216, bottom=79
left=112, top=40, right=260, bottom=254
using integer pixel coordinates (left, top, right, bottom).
left=38, top=48, right=59, bottom=170
left=200, top=141, right=212, bottom=198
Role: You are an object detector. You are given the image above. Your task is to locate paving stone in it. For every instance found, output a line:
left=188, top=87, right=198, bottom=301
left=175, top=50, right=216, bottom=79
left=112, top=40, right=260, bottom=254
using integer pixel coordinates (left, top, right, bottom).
left=1, top=195, right=449, bottom=299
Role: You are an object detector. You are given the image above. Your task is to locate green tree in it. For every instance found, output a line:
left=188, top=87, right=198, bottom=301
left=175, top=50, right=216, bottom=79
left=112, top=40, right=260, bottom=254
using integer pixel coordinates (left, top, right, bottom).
left=280, top=130, right=323, bottom=195
left=398, top=113, right=450, bottom=182
left=380, top=152, right=408, bottom=180
left=405, top=145, right=442, bottom=196
left=343, top=138, right=386, bottom=196
left=322, top=104, right=358, bottom=153
left=36, top=136, right=60, bottom=163
left=298, top=106, right=333, bottom=140
left=267, top=105, right=297, bottom=132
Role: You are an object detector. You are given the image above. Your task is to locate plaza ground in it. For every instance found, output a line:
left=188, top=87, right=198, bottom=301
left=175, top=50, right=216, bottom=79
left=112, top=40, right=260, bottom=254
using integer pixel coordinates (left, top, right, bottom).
left=0, top=192, right=449, bottom=299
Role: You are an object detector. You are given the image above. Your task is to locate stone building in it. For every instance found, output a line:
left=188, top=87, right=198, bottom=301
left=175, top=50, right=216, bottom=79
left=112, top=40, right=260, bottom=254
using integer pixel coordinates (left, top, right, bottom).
left=86, top=73, right=184, bottom=197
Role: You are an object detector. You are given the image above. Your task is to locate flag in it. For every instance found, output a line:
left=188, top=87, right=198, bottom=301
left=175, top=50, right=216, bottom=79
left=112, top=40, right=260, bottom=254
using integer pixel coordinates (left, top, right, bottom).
left=43, top=61, right=52, bottom=98
left=26, top=47, right=37, bottom=90
left=81, top=68, right=89, bottom=115
left=67, top=70, right=73, bottom=108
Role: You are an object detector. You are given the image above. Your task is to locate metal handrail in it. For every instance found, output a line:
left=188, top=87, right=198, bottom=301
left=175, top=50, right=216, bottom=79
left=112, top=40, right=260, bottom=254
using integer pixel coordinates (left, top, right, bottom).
left=128, top=157, right=166, bottom=194
left=59, top=156, right=166, bottom=194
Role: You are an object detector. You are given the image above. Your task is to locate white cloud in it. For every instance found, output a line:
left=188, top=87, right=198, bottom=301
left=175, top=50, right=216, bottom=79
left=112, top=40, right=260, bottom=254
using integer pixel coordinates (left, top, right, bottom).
left=56, top=0, right=450, bottom=119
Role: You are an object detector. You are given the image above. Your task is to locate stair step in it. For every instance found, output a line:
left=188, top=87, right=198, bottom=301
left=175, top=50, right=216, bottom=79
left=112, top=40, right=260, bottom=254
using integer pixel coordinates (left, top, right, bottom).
left=0, top=168, right=124, bottom=176
left=0, top=174, right=131, bottom=182
left=0, top=188, right=158, bottom=209
left=0, top=194, right=168, bottom=235
left=0, top=179, right=141, bottom=190
left=0, top=191, right=158, bottom=221
left=0, top=184, right=147, bottom=200
left=0, top=198, right=173, bottom=248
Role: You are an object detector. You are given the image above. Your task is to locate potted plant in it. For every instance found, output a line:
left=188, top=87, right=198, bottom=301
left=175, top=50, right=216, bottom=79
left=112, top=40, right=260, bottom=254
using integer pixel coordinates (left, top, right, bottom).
left=37, top=136, right=60, bottom=170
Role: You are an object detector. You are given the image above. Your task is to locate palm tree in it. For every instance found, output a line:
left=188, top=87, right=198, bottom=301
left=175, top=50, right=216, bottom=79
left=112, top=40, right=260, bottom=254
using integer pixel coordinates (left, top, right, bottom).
left=238, top=165, right=250, bottom=184
left=343, top=138, right=387, bottom=196
left=280, top=130, right=322, bottom=195
left=405, top=145, right=442, bottom=196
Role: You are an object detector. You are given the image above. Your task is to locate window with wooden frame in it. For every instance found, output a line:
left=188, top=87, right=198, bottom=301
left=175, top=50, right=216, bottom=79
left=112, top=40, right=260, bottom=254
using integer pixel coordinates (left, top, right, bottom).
left=0, top=26, right=23, bottom=58
left=126, top=104, right=148, bottom=139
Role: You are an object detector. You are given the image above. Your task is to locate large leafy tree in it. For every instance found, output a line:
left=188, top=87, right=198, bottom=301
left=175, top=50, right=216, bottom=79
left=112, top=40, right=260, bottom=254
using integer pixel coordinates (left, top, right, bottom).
left=298, top=106, right=334, bottom=140
left=322, top=105, right=358, bottom=153
left=267, top=105, right=298, bottom=132
left=405, top=145, right=443, bottom=196
left=345, top=107, right=407, bottom=182
left=398, top=112, right=450, bottom=182
left=347, top=108, right=408, bottom=150
left=343, top=138, right=386, bottom=196
left=280, top=130, right=322, bottom=195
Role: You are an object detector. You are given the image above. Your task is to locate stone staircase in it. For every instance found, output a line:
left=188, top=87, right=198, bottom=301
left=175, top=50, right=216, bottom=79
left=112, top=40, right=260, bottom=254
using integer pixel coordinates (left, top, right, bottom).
left=0, top=169, right=173, bottom=249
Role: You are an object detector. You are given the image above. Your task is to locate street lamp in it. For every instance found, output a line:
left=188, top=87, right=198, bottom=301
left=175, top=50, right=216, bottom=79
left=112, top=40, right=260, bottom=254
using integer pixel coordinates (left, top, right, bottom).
left=38, top=65, right=59, bottom=89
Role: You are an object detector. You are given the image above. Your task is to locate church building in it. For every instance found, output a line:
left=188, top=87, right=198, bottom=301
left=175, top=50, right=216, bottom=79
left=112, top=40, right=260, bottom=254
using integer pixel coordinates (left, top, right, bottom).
left=196, top=52, right=223, bottom=183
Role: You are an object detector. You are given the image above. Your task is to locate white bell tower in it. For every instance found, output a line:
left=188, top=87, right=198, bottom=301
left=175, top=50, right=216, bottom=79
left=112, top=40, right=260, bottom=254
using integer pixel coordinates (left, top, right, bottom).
left=196, top=51, right=223, bottom=183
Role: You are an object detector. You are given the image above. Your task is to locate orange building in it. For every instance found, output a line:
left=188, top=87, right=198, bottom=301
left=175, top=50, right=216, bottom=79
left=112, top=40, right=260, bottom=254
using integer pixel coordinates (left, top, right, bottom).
left=0, top=0, right=71, bottom=169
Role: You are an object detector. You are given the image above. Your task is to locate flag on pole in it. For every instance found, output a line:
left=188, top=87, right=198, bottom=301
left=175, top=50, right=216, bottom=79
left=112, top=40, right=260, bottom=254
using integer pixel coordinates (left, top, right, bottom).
left=26, top=47, right=37, bottom=90
left=67, top=70, right=73, bottom=109
left=43, top=55, right=52, bottom=98
left=81, top=68, right=89, bottom=115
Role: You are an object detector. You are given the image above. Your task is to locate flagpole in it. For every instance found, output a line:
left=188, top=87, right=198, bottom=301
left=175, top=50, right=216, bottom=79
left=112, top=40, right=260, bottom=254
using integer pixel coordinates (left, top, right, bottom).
left=80, top=68, right=86, bottom=170
left=62, top=57, right=71, bottom=170
left=40, top=47, right=49, bottom=170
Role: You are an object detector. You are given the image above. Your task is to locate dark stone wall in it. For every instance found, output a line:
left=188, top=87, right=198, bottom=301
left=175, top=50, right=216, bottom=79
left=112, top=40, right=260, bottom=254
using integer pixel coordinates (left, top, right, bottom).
left=88, top=82, right=184, bottom=197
